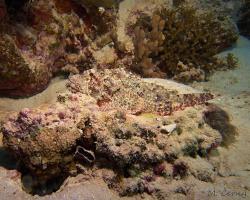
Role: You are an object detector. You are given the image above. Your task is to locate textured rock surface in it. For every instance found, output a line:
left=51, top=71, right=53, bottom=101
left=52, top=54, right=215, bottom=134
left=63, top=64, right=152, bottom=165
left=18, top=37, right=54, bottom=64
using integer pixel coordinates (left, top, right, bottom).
left=2, top=68, right=224, bottom=195
left=0, top=34, right=51, bottom=97
left=0, top=0, right=116, bottom=97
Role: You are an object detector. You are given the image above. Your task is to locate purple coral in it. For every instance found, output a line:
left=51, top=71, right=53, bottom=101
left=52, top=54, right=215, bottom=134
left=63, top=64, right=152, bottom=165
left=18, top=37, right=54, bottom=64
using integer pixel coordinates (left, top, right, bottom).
left=19, top=108, right=31, bottom=118
left=58, top=111, right=66, bottom=120
left=2, top=108, right=43, bottom=139
left=153, top=163, right=165, bottom=175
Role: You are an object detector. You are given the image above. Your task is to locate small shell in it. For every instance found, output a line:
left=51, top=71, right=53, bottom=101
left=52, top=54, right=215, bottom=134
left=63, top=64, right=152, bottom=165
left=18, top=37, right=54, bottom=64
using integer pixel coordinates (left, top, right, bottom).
left=74, top=146, right=95, bottom=164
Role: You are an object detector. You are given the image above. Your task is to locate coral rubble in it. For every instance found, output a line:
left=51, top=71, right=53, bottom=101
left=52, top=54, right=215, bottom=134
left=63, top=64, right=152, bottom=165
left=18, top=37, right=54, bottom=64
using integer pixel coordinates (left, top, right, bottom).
left=130, top=6, right=239, bottom=81
left=2, top=68, right=226, bottom=195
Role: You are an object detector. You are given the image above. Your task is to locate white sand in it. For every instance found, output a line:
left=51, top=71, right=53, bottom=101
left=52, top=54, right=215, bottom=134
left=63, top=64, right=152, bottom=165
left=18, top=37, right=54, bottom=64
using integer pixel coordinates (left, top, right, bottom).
left=193, top=36, right=250, bottom=96
left=192, top=36, right=250, bottom=186
left=0, top=76, right=67, bottom=120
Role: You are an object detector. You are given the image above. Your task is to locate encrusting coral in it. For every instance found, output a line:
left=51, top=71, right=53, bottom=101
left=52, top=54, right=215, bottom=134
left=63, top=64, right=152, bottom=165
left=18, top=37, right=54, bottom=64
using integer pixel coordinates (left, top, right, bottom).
left=2, top=68, right=233, bottom=195
left=130, top=6, right=239, bottom=82
left=0, top=0, right=118, bottom=97
left=0, top=34, right=51, bottom=96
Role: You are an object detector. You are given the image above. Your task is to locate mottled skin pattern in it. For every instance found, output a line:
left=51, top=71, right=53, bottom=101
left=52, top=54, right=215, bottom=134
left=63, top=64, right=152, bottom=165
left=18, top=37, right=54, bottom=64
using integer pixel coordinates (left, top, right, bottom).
left=68, top=68, right=213, bottom=115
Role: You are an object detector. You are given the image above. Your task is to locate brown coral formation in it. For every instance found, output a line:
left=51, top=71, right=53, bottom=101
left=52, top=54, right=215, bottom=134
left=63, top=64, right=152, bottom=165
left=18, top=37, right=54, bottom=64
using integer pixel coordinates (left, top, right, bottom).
left=0, top=0, right=117, bottom=97
left=130, top=6, right=239, bottom=82
left=132, top=14, right=166, bottom=78
left=0, top=34, right=51, bottom=96
left=2, top=68, right=226, bottom=195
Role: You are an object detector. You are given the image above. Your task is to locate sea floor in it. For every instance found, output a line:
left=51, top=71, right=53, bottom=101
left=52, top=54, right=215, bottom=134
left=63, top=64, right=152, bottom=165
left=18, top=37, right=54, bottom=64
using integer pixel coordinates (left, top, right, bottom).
left=190, top=35, right=250, bottom=199
left=0, top=36, right=249, bottom=199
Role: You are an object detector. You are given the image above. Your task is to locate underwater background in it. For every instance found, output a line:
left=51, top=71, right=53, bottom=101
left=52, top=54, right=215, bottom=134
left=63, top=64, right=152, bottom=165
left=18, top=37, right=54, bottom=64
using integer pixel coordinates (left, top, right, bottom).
left=0, top=0, right=249, bottom=199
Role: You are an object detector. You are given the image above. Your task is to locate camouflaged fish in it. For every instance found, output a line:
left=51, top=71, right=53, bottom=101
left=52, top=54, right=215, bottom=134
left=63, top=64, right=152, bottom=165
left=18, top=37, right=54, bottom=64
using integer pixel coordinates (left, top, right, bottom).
left=67, top=68, right=213, bottom=115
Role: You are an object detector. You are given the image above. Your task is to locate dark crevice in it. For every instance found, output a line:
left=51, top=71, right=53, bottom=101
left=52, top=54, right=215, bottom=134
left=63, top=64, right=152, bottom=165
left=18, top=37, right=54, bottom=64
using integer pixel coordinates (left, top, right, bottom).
left=0, top=147, right=19, bottom=169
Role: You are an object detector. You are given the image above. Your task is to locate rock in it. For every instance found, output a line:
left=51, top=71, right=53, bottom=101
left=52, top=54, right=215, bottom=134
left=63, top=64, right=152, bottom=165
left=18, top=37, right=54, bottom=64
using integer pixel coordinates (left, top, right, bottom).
left=120, top=178, right=145, bottom=196
left=2, top=68, right=223, bottom=194
left=0, top=167, right=30, bottom=200
left=2, top=102, right=91, bottom=185
left=0, top=0, right=118, bottom=97
left=176, top=157, right=216, bottom=182
left=160, top=123, right=177, bottom=134
left=0, top=34, right=51, bottom=97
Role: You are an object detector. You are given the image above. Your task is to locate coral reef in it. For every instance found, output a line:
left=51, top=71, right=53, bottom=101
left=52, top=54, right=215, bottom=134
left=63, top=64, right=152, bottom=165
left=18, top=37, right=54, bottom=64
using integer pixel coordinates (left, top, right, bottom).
left=0, top=34, right=51, bottom=96
left=0, top=0, right=241, bottom=97
left=0, top=0, right=117, bottom=97
left=130, top=6, right=239, bottom=81
left=2, top=68, right=228, bottom=195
